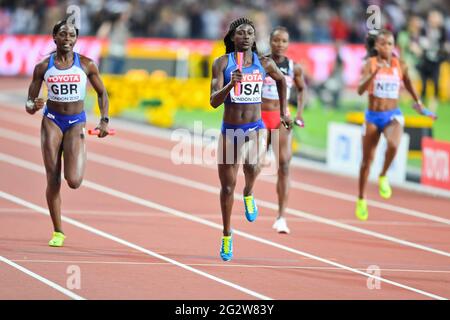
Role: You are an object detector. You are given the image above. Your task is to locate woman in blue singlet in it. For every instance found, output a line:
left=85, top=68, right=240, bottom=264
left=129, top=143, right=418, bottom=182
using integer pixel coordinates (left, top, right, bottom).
left=25, top=19, right=110, bottom=247
left=210, top=17, right=291, bottom=261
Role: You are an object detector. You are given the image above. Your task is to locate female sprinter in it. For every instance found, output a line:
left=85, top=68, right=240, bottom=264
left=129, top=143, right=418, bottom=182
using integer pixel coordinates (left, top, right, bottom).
left=356, top=30, right=431, bottom=220
left=261, top=26, right=307, bottom=234
left=210, top=18, right=291, bottom=261
left=25, top=19, right=110, bottom=246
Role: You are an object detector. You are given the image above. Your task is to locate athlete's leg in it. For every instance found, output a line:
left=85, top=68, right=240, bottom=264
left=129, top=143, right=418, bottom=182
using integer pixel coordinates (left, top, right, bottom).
left=263, top=126, right=272, bottom=166
left=275, top=123, right=292, bottom=219
left=356, top=122, right=380, bottom=220
left=242, top=129, right=266, bottom=196
left=241, top=129, right=267, bottom=223
left=62, top=123, right=86, bottom=189
left=380, top=120, right=403, bottom=177
left=358, top=123, right=381, bottom=199
left=218, top=134, right=239, bottom=236
left=41, top=117, right=64, bottom=233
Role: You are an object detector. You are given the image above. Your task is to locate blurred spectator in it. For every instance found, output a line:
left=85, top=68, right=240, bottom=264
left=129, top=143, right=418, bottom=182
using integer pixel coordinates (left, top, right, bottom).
left=397, top=15, right=422, bottom=81
left=0, top=0, right=447, bottom=47
left=314, top=40, right=345, bottom=109
left=385, top=0, right=406, bottom=32
left=10, top=0, right=38, bottom=34
left=329, top=10, right=349, bottom=41
left=76, top=0, right=94, bottom=36
left=202, top=0, right=224, bottom=40
left=97, top=9, right=131, bottom=74
left=188, top=3, right=203, bottom=39
left=153, top=7, right=176, bottom=38
left=253, top=10, right=271, bottom=54
left=0, top=7, right=12, bottom=34
left=417, top=9, right=448, bottom=110
left=313, top=2, right=332, bottom=43
left=173, top=9, right=190, bottom=39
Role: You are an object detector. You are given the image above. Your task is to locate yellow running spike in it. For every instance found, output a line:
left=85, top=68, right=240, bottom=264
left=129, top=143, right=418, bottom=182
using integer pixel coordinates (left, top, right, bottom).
left=355, top=199, right=368, bottom=221
left=48, top=232, right=66, bottom=247
left=379, top=176, right=392, bottom=199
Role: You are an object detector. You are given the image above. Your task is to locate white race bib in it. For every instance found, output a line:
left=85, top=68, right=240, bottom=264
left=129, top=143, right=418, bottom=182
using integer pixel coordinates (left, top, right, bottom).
left=230, top=72, right=263, bottom=104
left=373, top=73, right=401, bottom=99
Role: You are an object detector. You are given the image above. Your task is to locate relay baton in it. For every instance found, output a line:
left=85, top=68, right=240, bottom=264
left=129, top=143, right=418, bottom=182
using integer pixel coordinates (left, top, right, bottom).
left=88, top=128, right=116, bottom=136
left=413, top=103, right=437, bottom=120
left=234, top=51, right=243, bottom=96
left=421, top=108, right=437, bottom=120
left=294, top=119, right=304, bottom=128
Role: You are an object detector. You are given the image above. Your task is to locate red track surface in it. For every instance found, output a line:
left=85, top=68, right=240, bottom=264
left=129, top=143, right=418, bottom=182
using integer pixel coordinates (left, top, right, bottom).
left=0, top=78, right=449, bottom=300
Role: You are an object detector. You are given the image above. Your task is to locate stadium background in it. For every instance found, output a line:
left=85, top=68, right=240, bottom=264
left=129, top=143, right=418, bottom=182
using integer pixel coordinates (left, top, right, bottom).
left=0, top=0, right=449, bottom=179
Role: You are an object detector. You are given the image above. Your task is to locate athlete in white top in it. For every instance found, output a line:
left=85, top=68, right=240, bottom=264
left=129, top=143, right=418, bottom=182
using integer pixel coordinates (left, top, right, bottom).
left=25, top=19, right=110, bottom=247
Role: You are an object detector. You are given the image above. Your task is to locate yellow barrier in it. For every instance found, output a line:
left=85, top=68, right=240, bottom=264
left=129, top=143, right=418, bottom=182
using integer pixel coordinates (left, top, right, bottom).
left=89, top=72, right=211, bottom=127
left=345, top=111, right=434, bottom=128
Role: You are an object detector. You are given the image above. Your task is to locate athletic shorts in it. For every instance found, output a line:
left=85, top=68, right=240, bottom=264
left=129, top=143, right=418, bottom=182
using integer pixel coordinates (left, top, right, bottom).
left=43, top=105, right=86, bottom=134
left=261, top=108, right=291, bottom=130
left=365, top=108, right=404, bottom=132
left=261, top=110, right=281, bottom=130
left=221, top=119, right=266, bottom=143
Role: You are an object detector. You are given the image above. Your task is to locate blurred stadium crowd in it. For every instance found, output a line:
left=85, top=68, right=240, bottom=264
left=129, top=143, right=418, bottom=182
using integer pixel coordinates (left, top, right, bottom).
left=0, top=0, right=448, bottom=44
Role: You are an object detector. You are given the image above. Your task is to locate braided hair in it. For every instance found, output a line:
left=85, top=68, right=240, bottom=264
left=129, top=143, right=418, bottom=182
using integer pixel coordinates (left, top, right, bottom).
left=53, top=19, right=79, bottom=37
left=224, top=17, right=258, bottom=54
left=365, top=29, right=379, bottom=57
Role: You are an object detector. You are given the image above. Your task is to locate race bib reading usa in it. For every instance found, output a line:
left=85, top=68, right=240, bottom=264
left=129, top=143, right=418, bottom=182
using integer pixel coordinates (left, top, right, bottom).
left=373, top=73, right=400, bottom=99
left=230, top=71, right=263, bottom=104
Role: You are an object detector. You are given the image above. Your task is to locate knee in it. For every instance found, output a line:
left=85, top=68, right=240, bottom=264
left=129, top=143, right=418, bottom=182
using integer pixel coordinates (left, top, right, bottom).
left=221, top=184, right=236, bottom=196
left=360, top=157, right=373, bottom=170
left=47, top=173, right=61, bottom=189
left=387, top=140, right=399, bottom=152
left=66, top=177, right=83, bottom=189
left=244, top=164, right=259, bottom=176
left=278, top=162, right=290, bottom=176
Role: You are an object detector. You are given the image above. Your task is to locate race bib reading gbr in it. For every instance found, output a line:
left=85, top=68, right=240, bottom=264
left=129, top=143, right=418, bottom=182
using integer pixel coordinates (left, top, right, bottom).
left=47, top=74, right=83, bottom=102
left=230, top=71, right=263, bottom=104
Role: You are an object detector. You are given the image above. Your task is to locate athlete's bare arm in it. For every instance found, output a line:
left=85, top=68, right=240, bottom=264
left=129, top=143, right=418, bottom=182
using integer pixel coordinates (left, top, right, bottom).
left=400, top=60, right=421, bottom=105
left=357, top=59, right=380, bottom=95
left=81, top=56, right=109, bottom=137
left=293, top=62, right=307, bottom=123
left=26, top=59, right=48, bottom=114
left=210, top=55, right=242, bottom=108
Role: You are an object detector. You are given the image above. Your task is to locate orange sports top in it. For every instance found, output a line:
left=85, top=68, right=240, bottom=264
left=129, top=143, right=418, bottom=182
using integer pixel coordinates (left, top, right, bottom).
left=367, top=56, right=403, bottom=100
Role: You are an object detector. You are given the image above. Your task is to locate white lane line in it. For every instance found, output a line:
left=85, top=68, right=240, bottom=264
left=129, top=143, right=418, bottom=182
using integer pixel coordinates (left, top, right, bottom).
left=280, top=178, right=450, bottom=225
left=87, top=153, right=450, bottom=258
left=0, top=255, right=85, bottom=300
left=0, top=128, right=449, bottom=258
left=110, top=114, right=450, bottom=199
left=10, top=259, right=450, bottom=273
left=1, top=110, right=449, bottom=225
left=0, top=159, right=446, bottom=300
left=0, top=191, right=271, bottom=300
left=91, top=130, right=450, bottom=225
left=0, top=207, right=446, bottom=227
